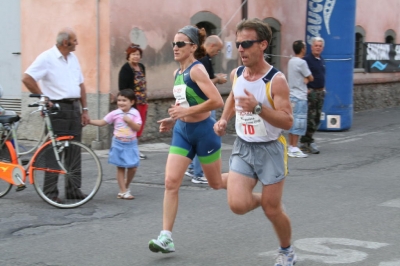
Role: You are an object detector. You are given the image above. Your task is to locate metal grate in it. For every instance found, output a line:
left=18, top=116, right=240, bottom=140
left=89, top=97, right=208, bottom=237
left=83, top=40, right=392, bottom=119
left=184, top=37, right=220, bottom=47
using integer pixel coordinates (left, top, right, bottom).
left=0, top=98, right=21, bottom=114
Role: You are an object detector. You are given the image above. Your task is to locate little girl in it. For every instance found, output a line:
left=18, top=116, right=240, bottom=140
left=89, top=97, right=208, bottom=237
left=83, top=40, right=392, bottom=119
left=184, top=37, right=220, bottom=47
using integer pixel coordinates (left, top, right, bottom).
left=90, top=89, right=142, bottom=200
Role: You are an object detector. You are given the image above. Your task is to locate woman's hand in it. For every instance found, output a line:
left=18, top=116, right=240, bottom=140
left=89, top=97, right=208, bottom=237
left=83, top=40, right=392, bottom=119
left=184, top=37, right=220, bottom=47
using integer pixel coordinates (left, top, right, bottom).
left=157, top=117, right=175, bottom=132
left=168, top=103, right=187, bottom=120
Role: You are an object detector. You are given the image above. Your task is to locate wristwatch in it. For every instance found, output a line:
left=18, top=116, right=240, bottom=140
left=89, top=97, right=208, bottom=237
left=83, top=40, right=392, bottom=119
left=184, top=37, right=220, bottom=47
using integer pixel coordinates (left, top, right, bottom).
left=253, top=102, right=262, bottom=115
left=82, top=107, right=89, bottom=111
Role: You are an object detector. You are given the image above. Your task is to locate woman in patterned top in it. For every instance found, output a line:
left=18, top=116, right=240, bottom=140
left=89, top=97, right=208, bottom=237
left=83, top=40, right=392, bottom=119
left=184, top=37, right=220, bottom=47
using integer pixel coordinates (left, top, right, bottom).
left=118, top=43, right=148, bottom=159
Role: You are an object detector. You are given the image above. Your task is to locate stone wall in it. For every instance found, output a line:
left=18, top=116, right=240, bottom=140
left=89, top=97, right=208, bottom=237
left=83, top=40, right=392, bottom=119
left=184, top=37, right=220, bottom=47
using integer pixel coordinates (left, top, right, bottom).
left=353, top=82, right=400, bottom=112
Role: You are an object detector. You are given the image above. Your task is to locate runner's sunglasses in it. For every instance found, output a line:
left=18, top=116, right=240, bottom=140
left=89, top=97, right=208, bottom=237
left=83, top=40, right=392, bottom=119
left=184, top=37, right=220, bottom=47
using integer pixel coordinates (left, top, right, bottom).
left=172, top=41, right=195, bottom=48
left=235, top=40, right=263, bottom=49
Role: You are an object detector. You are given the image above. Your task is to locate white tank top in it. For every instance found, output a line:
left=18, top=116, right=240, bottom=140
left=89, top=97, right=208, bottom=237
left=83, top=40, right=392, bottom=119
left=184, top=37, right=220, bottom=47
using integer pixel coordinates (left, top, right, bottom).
left=233, top=66, right=283, bottom=142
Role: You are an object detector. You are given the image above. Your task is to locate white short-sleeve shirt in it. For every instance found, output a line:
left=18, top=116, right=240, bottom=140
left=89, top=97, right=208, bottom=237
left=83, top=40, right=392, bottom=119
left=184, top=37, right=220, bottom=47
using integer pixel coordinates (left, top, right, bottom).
left=25, top=45, right=84, bottom=100
left=287, top=57, right=311, bottom=101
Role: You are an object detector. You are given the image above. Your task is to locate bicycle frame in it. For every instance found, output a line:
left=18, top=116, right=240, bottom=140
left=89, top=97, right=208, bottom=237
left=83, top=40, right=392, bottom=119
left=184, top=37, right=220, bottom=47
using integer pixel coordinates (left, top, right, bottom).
left=0, top=102, right=73, bottom=186
left=0, top=94, right=103, bottom=208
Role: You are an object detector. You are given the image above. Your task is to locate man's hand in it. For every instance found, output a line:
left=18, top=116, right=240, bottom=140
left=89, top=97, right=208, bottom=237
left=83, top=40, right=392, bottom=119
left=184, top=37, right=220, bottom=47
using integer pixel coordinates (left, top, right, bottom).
left=214, top=119, right=227, bottom=136
left=216, top=73, right=227, bottom=84
left=234, top=89, right=258, bottom=113
left=81, top=112, right=90, bottom=127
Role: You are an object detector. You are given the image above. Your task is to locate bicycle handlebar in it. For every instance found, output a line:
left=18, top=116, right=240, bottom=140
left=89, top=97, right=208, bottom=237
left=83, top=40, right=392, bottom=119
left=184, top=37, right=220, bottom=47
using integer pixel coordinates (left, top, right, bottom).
left=27, top=94, right=60, bottom=113
left=29, top=94, right=43, bottom=98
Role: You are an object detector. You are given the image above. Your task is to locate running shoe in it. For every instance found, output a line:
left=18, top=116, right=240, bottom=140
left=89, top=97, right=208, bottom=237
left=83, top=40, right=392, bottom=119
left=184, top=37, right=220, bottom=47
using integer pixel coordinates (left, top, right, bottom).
left=185, top=168, right=195, bottom=177
left=299, top=142, right=310, bottom=153
left=288, top=147, right=308, bottom=158
left=149, top=234, right=175, bottom=253
left=309, top=143, right=320, bottom=154
left=140, top=152, right=147, bottom=160
left=191, top=176, right=208, bottom=184
left=275, top=249, right=297, bottom=266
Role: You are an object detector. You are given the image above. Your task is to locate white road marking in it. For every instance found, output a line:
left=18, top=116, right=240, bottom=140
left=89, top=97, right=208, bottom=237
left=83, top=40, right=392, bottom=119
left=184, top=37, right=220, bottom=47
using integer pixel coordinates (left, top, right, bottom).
left=379, top=198, right=400, bottom=208
left=259, top=237, right=389, bottom=264
left=328, top=137, right=362, bottom=144
left=379, top=260, right=400, bottom=266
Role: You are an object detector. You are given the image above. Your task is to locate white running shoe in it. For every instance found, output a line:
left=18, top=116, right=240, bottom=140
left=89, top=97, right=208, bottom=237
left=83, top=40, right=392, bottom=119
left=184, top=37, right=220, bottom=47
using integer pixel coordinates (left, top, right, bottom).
left=288, top=147, right=308, bottom=158
left=275, top=248, right=297, bottom=266
left=191, top=176, right=208, bottom=184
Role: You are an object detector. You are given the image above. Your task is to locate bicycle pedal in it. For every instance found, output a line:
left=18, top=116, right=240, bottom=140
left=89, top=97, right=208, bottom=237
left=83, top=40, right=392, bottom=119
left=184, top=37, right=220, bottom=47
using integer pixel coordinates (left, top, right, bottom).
left=21, top=159, right=29, bottom=165
left=16, top=184, right=26, bottom=192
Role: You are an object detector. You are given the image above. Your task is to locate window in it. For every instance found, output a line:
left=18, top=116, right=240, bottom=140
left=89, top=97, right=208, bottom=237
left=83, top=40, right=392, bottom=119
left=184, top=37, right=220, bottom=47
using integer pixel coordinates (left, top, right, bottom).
left=354, top=26, right=365, bottom=69
left=191, top=12, right=222, bottom=73
left=385, top=29, right=396, bottom=44
left=263, top=18, right=281, bottom=70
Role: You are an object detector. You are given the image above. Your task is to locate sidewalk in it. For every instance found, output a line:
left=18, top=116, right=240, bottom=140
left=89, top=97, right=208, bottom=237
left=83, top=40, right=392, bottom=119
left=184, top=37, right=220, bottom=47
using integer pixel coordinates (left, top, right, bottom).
left=94, top=134, right=238, bottom=187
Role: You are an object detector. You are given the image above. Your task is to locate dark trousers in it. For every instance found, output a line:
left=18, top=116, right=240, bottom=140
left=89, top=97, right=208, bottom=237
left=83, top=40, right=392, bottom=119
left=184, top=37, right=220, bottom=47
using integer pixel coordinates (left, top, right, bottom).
left=44, top=100, right=83, bottom=198
left=300, top=89, right=325, bottom=144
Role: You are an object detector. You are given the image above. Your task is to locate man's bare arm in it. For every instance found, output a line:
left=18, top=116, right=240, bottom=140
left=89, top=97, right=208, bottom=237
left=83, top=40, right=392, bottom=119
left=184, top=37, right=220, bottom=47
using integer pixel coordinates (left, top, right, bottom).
left=22, top=73, right=42, bottom=94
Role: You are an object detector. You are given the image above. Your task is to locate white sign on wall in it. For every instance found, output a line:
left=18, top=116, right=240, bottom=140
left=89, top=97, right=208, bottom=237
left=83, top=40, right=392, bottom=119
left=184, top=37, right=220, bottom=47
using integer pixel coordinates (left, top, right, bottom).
left=225, top=42, right=232, bottom=59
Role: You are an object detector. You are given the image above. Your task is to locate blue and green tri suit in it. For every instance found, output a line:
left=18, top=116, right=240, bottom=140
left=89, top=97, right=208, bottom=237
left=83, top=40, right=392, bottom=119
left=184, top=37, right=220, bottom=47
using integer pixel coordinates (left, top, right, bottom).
left=170, top=61, right=221, bottom=164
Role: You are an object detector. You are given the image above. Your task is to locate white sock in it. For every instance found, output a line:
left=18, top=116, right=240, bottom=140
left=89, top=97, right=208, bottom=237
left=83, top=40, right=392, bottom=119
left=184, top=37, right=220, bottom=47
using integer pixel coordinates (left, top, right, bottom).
left=161, top=230, right=172, bottom=238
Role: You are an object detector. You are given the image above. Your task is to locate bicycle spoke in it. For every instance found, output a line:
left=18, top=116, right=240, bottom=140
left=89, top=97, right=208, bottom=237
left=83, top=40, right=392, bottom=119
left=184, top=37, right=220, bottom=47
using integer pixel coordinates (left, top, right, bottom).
left=32, top=140, right=102, bottom=208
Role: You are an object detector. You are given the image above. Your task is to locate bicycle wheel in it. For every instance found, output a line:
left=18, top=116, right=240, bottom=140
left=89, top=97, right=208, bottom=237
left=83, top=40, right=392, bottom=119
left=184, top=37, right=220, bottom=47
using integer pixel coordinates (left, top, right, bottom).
left=0, top=142, right=14, bottom=198
left=31, top=140, right=102, bottom=208
left=17, top=120, right=46, bottom=155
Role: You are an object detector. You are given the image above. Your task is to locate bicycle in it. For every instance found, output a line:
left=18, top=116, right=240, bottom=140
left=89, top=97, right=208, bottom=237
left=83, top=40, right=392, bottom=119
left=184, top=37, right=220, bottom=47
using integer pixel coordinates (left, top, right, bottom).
left=0, top=94, right=102, bottom=208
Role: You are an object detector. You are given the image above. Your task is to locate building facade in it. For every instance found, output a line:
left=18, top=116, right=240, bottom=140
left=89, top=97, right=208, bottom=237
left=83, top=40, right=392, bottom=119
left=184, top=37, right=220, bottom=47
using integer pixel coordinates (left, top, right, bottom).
left=1, top=0, right=398, bottom=147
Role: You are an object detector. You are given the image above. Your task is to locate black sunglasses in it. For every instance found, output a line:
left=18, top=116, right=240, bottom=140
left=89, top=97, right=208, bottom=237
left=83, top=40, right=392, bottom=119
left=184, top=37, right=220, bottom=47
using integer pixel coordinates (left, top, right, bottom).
left=130, top=44, right=140, bottom=48
left=235, top=40, right=263, bottom=49
left=172, top=41, right=195, bottom=48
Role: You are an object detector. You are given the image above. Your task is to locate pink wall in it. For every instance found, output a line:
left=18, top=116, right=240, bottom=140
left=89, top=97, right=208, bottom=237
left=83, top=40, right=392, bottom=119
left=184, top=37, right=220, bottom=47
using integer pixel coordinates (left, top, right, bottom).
left=109, top=1, right=242, bottom=98
left=250, top=0, right=308, bottom=75
left=21, top=0, right=400, bottom=97
left=21, top=0, right=111, bottom=94
left=356, top=0, right=400, bottom=42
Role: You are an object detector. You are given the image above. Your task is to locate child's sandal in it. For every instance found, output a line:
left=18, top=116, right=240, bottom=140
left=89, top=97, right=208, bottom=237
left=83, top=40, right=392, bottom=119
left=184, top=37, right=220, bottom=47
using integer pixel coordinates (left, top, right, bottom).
left=117, top=191, right=135, bottom=200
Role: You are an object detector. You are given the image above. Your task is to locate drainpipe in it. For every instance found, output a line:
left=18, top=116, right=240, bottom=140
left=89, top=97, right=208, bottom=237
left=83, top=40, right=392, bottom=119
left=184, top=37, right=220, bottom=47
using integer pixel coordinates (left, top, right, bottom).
left=242, top=0, right=248, bottom=20
left=92, top=0, right=102, bottom=149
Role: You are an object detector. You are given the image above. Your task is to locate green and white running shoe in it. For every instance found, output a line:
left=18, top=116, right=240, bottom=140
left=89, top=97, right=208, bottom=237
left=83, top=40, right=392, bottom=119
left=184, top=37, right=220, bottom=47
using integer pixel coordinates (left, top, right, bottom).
left=149, top=234, right=175, bottom=253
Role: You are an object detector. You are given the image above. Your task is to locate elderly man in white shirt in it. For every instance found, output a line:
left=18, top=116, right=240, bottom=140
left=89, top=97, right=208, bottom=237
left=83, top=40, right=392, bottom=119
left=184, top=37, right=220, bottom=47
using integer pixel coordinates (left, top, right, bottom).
left=22, top=27, right=90, bottom=204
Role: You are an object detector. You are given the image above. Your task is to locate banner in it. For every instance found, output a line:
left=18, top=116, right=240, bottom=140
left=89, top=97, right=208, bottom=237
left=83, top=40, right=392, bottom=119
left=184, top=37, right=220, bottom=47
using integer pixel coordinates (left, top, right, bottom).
left=365, top=42, right=400, bottom=72
left=305, top=0, right=356, bottom=131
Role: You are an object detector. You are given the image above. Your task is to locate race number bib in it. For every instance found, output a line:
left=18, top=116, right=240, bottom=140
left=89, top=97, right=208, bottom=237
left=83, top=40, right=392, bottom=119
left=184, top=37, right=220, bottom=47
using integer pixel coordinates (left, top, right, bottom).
left=173, top=84, right=189, bottom=108
left=236, top=111, right=267, bottom=137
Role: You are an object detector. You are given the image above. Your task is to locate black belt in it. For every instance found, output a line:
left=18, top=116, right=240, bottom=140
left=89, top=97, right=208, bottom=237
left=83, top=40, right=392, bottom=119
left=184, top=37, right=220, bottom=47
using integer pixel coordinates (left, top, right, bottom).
left=51, top=98, right=79, bottom=104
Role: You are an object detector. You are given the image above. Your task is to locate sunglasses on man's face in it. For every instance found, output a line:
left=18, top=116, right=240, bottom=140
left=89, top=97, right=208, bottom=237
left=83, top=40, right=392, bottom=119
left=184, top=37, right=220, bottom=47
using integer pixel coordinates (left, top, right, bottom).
left=172, top=41, right=195, bottom=48
left=235, top=40, right=263, bottom=49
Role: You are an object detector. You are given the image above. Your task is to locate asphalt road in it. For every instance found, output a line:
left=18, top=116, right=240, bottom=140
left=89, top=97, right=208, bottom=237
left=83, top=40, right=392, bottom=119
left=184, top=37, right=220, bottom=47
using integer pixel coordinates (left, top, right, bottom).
left=1, top=107, right=400, bottom=266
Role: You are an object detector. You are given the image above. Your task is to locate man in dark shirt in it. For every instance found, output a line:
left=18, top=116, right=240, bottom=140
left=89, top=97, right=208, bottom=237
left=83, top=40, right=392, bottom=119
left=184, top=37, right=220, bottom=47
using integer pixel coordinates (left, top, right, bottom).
left=300, top=36, right=326, bottom=154
left=198, top=35, right=227, bottom=85
left=185, top=35, right=227, bottom=184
